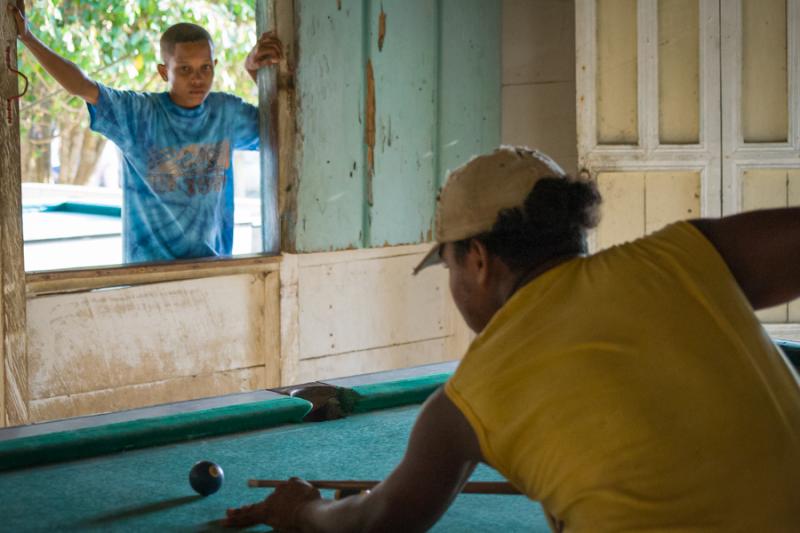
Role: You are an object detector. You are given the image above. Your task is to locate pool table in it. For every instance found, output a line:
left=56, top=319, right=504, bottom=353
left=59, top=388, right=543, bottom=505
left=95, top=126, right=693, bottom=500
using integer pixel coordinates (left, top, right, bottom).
left=1, top=340, right=797, bottom=532
left=0, top=363, right=550, bottom=532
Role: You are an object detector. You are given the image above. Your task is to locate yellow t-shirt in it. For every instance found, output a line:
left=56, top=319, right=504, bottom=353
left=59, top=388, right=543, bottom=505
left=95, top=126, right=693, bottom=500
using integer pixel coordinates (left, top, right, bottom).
left=445, top=222, right=800, bottom=532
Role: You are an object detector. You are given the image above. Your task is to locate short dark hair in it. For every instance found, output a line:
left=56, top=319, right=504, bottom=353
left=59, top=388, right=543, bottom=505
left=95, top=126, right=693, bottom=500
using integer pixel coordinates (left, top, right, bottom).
left=160, top=23, right=213, bottom=61
left=453, top=177, right=602, bottom=272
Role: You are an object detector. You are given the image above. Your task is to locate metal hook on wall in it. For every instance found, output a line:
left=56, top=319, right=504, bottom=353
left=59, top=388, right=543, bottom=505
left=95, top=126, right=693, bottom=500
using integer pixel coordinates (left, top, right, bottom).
left=5, top=43, right=29, bottom=125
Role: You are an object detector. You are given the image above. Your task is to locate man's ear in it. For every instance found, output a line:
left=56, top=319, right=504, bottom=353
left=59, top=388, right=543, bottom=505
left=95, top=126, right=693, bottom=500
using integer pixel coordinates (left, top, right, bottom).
left=157, top=64, right=168, bottom=82
left=470, top=239, right=493, bottom=287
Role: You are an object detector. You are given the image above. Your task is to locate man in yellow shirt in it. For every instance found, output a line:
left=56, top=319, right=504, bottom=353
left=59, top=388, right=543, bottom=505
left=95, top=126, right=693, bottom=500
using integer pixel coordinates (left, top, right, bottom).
left=226, top=147, right=800, bottom=531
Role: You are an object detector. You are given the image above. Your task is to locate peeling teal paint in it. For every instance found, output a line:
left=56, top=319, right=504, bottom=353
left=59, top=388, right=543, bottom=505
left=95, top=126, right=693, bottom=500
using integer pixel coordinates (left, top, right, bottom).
left=295, top=0, right=500, bottom=252
left=296, top=0, right=366, bottom=251
left=368, top=0, right=438, bottom=247
left=438, top=0, right=502, bottom=189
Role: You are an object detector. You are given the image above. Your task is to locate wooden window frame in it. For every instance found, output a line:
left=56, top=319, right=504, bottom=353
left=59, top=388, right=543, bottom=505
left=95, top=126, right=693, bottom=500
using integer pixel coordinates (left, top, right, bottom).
left=20, top=0, right=291, bottom=287
left=1, top=0, right=294, bottom=427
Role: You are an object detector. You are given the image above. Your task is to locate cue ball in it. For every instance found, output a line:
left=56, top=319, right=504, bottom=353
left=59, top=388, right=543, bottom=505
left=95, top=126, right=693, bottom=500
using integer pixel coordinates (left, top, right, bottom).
left=189, top=460, right=224, bottom=496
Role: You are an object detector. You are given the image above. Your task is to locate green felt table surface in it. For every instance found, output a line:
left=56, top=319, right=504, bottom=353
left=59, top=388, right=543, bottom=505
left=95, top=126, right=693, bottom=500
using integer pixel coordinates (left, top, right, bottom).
left=0, top=403, right=549, bottom=532
left=3, top=340, right=795, bottom=531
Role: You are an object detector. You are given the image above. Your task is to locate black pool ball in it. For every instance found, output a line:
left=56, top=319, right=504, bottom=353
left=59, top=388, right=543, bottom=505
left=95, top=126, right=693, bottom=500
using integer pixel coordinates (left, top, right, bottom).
left=189, top=460, right=224, bottom=496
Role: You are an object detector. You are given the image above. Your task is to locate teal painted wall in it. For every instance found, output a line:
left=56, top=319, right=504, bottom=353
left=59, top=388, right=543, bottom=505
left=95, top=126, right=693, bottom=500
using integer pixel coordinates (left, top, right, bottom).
left=438, top=0, right=502, bottom=190
left=295, top=0, right=500, bottom=252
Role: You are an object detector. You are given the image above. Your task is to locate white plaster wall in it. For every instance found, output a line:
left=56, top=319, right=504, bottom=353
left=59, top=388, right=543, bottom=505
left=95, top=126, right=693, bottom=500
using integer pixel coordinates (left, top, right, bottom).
left=279, top=244, right=469, bottom=386
left=502, top=0, right=578, bottom=173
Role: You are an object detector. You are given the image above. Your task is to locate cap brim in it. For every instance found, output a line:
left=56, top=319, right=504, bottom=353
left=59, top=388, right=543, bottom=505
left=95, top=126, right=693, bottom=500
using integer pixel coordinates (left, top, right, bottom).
left=412, top=244, right=443, bottom=275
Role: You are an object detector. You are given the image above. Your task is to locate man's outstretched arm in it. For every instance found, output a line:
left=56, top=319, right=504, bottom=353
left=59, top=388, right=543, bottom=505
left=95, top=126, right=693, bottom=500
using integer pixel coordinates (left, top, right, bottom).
left=691, top=206, right=800, bottom=310
left=8, top=1, right=99, bottom=104
left=225, top=387, right=484, bottom=532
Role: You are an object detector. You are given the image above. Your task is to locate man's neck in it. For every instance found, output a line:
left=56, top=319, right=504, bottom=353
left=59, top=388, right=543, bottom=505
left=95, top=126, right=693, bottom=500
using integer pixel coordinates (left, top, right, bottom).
left=167, top=91, right=204, bottom=110
left=502, top=254, right=579, bottom=304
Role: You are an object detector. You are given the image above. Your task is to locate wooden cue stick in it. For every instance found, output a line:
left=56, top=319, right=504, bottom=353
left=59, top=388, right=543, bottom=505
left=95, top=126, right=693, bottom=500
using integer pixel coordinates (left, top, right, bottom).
left=248, top=479, right=520, bottom=495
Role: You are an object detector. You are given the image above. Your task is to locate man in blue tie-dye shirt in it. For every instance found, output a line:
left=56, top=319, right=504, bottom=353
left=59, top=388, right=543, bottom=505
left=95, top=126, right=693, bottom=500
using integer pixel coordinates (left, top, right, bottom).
left=10, top=4, right=281, bottom=262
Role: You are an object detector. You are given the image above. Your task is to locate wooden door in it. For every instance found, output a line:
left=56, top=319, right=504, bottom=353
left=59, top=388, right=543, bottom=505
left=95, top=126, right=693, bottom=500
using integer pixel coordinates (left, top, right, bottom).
left=577, top=0, right=721, bottom=250
left=721, top=0, right=800, bottom=325
left=577, top=0, right=799, bottom=332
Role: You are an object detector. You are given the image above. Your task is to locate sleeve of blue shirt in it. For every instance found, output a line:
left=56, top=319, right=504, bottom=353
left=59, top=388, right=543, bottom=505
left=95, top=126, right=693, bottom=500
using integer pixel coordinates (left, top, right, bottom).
left=86, top=83, right=152, bottom=152
left=227, top=95, right=260, bottom=151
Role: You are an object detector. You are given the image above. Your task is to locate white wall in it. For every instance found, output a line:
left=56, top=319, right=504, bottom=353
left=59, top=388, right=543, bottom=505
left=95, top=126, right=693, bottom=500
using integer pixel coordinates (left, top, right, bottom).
left=280, top=245, right=470, bottom=386
left=502, top=0, right=577, bottom=173
left=23, top=245, right=470, bottom=424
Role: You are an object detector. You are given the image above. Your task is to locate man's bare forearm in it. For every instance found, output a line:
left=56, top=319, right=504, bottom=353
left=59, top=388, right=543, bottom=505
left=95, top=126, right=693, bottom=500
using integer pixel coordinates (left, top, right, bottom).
left=297, top=390, right=480, bottom=533
left=19, top=33, right=99, bottom=104
left=298, top=493, right=374, bottom=533
left=692, top=206, right=800, bottom=309
left=299, top=488, right=431, bottom=533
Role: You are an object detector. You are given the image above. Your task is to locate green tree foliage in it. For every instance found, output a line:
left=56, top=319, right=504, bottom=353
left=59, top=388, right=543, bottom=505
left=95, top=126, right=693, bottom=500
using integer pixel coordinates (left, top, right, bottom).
left=19, top=0, right=257, bottom=184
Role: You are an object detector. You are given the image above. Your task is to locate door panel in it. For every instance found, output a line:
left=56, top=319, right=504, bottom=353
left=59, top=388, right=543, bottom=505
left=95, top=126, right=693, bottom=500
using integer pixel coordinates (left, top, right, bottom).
left=741, top=0, right=788, bottom=144
left=596, top=0, right=639, bottom=144
left=596, top=171, right=700, bottom=249
left=578, top=0, right=799, bottom=326
left=658, top=0, right=700, bottom=144
left=577, top=0, right=720, bottom=249
left=595, top=172, right=646, bottom=248
left=369, top=0, right=438, bottom=246
left=293, top=0, right=501, bottom=252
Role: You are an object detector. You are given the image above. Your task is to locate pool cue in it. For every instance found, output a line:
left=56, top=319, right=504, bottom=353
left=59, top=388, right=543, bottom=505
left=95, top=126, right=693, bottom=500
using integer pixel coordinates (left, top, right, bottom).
left=248, top=479, right=520, bottom=495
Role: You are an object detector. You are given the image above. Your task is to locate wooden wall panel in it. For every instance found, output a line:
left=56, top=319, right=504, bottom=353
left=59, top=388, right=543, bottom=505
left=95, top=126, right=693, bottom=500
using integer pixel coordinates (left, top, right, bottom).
left=29, top=368, right=265, bottom=423
left=503, top=0, right=575, bottom=85
left=281, top=244, right=467, bottom=386
left=298, top=252, right=449, bottom=360
left=26, top=274, right=279, bottom=420
left=658, top=0, right=700, bottom=144
left=596, top=171, right=700, bottom=249
left=438, top=0, right=502, bottom=187
left=742, top=169, right=787, bottom=322
left=502, top=83, right=578, bottom=173
left=279, top=254, right=301, bottom=386
left=501, top=0, right=576, bottom=172
left=596, top=172, right=646, bottom=249
left=262, top=270, right=282, bottom=388
left=1, top=9, right=28, bottom=427
left=741, top=0, right=788, bottom=143
left=644, top=171, right=701, bottom=233
left=369, top=0, right=438, bottom=245
left=741, top=169, right=789, bottom=210
left=293, top=0, right=500, bottom=252
left=596, top=0, right=638, bottom=144
left=296, top=338, right=452, bottom=384
left=294, top=0, right=366, bottom=251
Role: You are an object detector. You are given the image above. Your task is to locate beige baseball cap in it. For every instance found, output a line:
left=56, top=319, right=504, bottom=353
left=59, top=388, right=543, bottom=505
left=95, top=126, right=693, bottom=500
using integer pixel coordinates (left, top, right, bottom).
left=413, top=146, right=565, bottom=275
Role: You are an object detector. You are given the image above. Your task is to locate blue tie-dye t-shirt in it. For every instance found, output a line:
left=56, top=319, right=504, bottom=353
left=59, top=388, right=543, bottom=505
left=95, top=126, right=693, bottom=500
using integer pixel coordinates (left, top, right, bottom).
left=87, top=83, right=259, bottom=262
